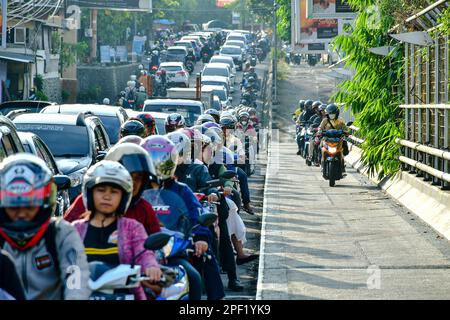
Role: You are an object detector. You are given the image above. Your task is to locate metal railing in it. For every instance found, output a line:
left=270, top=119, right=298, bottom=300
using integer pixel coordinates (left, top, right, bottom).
left=346, top=125, right=364, bottom=146
left=399, top=104, right=450, bottom=189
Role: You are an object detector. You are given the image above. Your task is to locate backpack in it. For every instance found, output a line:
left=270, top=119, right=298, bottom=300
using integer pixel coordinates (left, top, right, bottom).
left=0, top=219, right=60, bottom=276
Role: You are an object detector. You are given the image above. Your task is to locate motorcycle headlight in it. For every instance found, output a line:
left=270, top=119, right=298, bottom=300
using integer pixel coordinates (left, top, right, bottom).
left=328, top=147, right=337, bottom=153
left=162, top=236, right=175, bottom=258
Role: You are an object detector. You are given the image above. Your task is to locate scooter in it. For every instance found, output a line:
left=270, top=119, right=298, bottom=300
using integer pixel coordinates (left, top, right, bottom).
left=321, top=129, right=346, bottom=187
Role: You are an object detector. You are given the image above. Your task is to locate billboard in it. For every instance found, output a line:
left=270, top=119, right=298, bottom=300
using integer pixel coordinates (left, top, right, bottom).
left=307, top=0, right=356, bottom=19
left=67, top=0, right=152, bottom=11
left=299, top=0, right=338, bottom=44
left=216, top=0, right=235, bottom=7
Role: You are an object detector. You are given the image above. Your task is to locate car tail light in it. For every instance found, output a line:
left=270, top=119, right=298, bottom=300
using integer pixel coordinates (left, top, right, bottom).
left=152, top=66, right=158, bottom=70
left=177, top=71, right=186, bottom=76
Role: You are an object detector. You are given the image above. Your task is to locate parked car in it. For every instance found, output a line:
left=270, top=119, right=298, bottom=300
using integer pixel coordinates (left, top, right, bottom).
left=157, top=62, right=190, bottom=88
left=219, top=45, right=244, bottom=70
left=0, top=115, right=25, bottom=161
left=143, top=99, right=204, bottom=127
left=17, top=132, right=71, bottom=216
left=40, top=104, right=128, bottom=145
left=13, top=112, right=110, bottom=201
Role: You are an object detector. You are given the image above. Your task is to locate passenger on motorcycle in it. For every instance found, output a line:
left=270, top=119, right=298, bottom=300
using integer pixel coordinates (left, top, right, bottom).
left=204, top=109, right=220, bottom=123
left=136, top=113, right=157, bottom=137
left=120, top=119, right=146, bottom=139
left=0, top=154, right=91, bottom=300
left=72, top=161, right=162, bottom=300
left=140, top=136, right=225, bottom=300
left=135, top=86, right=148, bottom=111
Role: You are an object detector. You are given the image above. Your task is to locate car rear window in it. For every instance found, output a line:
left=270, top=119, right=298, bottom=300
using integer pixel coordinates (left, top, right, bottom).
left=168, top=48, right=186, bottom=55
left=143, top=104, right=202, bottom=126
left=221, top=47, right=241, bottom=54
left=161, top=66, right=182, bottom=72
left=203, top=67, right=229, bottom=78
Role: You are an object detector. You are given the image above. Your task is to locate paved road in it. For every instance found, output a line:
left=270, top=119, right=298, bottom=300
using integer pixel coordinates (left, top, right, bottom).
left=257, top=64, right=450, bottom=299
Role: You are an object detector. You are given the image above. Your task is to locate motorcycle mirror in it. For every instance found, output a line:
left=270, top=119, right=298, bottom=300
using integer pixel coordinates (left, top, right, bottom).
left=220, top=170, right=236, bottom=180
left=198, top=213, right=218, bottom=227
left=96, top=151, right=107, bottom=162
left=54, top=175, right=71, bottom=191
left=144, top=232, right=172, bottom=251
left=346, top=121, right=354, bottom=127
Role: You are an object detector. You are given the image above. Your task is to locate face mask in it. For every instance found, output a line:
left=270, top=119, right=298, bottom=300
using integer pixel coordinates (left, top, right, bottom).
left=241, top=121, right=248, bottom=126
left=329, top=114, right=336, bottom=120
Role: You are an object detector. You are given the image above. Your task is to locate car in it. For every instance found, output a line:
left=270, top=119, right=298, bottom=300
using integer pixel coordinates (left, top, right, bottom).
left=143, top=99, right=204, bottom=127
left=13, top=112, right=111, bottom=201
left=17, top=131, right=71, bottom=216
left=210, top=55, right=237, bottom=77
left=201, top=75, right=234, bottom=94
left=202, top=62, right=233, bottom=85
left=201, top=85, right=231, bottom=109
left=179, top=38, right=201, bottom=60
left=0, top=115, right=26, bottom=161
left=211, top=95, right=221, bottom=111
left=219, top=45, right=244, bottom=70
left=224, top=40, right=248, bottom=57
left=40, top=104, right=129, bottom=145
left=166, top=46, right=188, bottom=64
left=0, top=100, right=55, bottom=117
left=226, top=33, right=248, bottom=45
left=174, top=40, right=198, bottom=61
left=157, top=62, right=190, bottom=88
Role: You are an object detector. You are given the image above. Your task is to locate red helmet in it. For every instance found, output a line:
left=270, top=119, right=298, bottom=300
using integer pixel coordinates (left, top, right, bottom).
left=136, top=113, right=156, bottom=135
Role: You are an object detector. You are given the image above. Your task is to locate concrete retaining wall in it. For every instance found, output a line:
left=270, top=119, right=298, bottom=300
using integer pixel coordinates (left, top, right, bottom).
left=77, top=63, right=139, bottom=104
left=43, top=77, right=62, bottom=104
left=346, top=144, right=450, bottom=240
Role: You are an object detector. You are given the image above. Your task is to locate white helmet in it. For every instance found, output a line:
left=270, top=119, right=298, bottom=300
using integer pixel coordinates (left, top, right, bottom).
left=139, top=86, right=146, bottom=92
left=130, top=75, right=137, bottom=81
left=102, top=98, right=110, bottom=105
left=166, top=131, right=191, bottom=164
left=82, top=160, right=133, bottom=216
left=138, top=64, right=144, bottom=70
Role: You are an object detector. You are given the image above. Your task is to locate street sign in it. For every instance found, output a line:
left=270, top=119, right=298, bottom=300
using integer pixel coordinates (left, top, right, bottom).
left=67, top=0, right=152, bottom=11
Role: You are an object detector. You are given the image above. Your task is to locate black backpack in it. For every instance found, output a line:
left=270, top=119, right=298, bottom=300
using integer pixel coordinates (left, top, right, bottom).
left=0, top=219, right=60, bottom=276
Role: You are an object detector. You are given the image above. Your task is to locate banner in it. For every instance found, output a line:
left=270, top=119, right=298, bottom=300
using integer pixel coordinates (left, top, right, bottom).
left=132, top=35, right=147, bottom=56
left=68, top=0, right=152, bottom=11
left=306, top=0, right=356, bottom=19
left=232, top=11, right=240, bottom=25
left=299, top=0, right=338, bottom=44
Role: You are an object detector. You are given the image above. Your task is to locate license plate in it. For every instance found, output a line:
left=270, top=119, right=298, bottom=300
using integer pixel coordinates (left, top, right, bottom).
left=168, top=74, right=175, bottom=78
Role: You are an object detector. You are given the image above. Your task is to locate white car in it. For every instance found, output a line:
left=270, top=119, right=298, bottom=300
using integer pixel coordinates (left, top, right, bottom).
left=210, top=55, right=237, bottom=78
left=219, top=45, right=244, bottom=70
left=202, top=85, right=232, bottom=109
left=224, top=40, right=247, bottom=55
left=201, top=75, right=234, bottom=94
left=202, top=62, right=234, bottom=85
left=157, top=62, right=189, bottom=88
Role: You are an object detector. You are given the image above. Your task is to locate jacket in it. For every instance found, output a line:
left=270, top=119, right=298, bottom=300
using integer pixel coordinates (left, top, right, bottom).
left=64, top=195, right=161, bottom=235
left=1, top=218, right=91, bottom=300
left=319, top=117, right=348, bottom=132
left=162, top=179, right=212, bottom=244
left=73, top=217, right=159, bottom=300
left=175, top=162, right=218, bottom=196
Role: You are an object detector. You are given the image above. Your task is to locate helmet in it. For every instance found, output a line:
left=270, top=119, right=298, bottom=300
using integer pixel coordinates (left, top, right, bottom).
left=117, top=135, right=143, bottom=145
left=120, top=120, right=146, bottom=138
left=196, top=114, right=215, bottom=125
left=319, top=104, right=327, bottom=112
left=304, top=99, right=313, bottom=111
left=103, top=98, right=110, bottom=105
left=139, top=86, right=146, bottom=92
left=130, top=75, right=137, bottom=81
left=213, top=146, right=234, bottom=165
left=312, top=100, right=322, bottom=109
left=298, top=99, right=305, bottom=110
left=0, top=154, right=57, bottom=249
left=248, top=107, right=257, bottom=116
left=140, top=136, right=179, bottom=181
left=166, top=131, right=191, bottom=164
left=165, top=113, right=186, bottom=133
left=220, top=116, right=237, bottom=129
left=135, top=113, right=156, bottom=136
left=248, top=76, right=255, bottom=84
left=138, top=64, right=144, bottom=70
left=202, top=126, right=223, bottom=148
left=202, top=121, right=221, bottom=131
left=325, top=103, right=340, bottom=119
left=205, top=108, right=220, bottom=122
left=82, top=161, right=133, bottom=216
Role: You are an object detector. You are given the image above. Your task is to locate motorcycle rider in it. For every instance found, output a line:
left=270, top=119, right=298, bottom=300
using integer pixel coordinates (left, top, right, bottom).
left=205, top=109, right=220, bottom=123
left=102, top=98, right=110, bottom=105
left=165, top=113, right=186, bottom=133
left=120, top=120, right=146, bottom=139
left=135, top=86, right=148, bottom=111
left=72, top=161, right=161, bottom=300
left=307, top=101, right=324, bottom=164
left=319, top=103, right=349, bottom=172
left=64, top=143, right=161, bottom=236
left=136, top=113, right=157, bottom=136
left=0, top=154, right=91, bottom=300
left=196, top=114, right=215, bottom=125
left=296, top=99, right=315, bottom=155
left=293, top=99, right=305, bottom=122
left=140, top=136, right=225, bottom=300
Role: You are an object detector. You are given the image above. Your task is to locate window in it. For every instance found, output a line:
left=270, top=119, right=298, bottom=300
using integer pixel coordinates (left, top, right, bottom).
left=34, top=137, right=58, bottom=174
left=94, top=125, right=108, bottom=151
left=14, top=27, right=26, bottom=44
left=1, top=134, right=18, bottom=155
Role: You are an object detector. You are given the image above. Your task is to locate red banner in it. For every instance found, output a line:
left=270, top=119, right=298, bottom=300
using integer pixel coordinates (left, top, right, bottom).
left=216, top=0, right=235, bottom=8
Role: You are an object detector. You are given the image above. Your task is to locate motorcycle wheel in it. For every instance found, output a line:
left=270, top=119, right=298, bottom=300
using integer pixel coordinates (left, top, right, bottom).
left=329, top=161, right=340, bottom=187
left=306, top=158, right=312, bottom=166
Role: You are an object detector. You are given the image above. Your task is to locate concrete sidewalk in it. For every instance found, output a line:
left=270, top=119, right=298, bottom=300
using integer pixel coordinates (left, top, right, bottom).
left=256, top=64, right=450, bottom=300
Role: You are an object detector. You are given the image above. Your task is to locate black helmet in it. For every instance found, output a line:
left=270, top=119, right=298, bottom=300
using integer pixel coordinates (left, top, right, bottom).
left=312, top=100, right=322, bottom=109
left=120, top=120, right=146, bottom=138
left=298, top=99, right=305, bottom=110
left=0, top=154, right=57, bottom=249
left=205, top=109, right=220, bottom=123
left=325, top=103, right=340, bottom=118
left=165, top=113, right=186, bottom=133
left=304, top=99, right=313, bottom=111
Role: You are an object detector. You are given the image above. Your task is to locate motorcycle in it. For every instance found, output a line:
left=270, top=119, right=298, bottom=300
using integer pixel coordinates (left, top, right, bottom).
left=321, top=129, right=346, bottom=187
left=293, top=53, right=301, bottom=65
left=305, top=127, right=320, bottom=166
left=202, top=52, right=210, bottom=64
left=308, top=54, right=318, bottom=67
left=303, top=127, right=313, bottom=162
left=185, top=59, right=195, bottom=74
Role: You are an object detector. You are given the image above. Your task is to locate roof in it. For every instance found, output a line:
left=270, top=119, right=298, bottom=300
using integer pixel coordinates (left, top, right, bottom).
left=0, top=51, right=35, bottom=63
left=41, top=104, right=124, bottom=117
left=201, top=85, right=227, bottom=92
left=221, top=45, right=241, bottom=50
left=167, top=46, right=187, bottom=52
left=13, top=113, right=95, bottom=126
left=139, top=111, right=168, bottom=119
left=160, top=62, right=184, bottom=67
left=201, top=75, right=229, bottom=82
left=211, top=55, right=234, bottom=62
left=204, top=62, right=230, bottom=69
left=144, top=99, right=203, bottom=106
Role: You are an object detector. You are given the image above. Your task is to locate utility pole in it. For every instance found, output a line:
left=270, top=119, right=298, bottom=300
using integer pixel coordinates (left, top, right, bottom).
left=1, top=0, right=7, bottom=49
left=90, top=9, right=98, bottom=62
left=272, top=1, right=279, bottom=105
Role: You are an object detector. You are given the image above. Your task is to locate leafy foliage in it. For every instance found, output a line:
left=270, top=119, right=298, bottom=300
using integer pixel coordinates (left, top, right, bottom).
left=329, top=0, right=416, bottom=179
